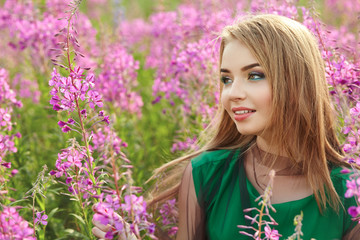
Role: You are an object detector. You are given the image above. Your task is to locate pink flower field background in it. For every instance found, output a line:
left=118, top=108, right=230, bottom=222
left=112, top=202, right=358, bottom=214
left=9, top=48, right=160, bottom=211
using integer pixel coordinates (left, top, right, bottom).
left=0, top=0, right=359, bottom=239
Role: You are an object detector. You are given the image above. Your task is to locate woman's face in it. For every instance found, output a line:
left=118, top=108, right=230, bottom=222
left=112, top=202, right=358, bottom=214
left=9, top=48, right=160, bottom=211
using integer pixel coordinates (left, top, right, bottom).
left=220, top=40, right=273, bottom=138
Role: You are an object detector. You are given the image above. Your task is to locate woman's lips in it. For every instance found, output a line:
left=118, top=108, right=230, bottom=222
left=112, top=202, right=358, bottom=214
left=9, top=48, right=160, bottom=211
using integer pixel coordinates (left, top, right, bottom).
left=232, top=107, right=256, bottom=121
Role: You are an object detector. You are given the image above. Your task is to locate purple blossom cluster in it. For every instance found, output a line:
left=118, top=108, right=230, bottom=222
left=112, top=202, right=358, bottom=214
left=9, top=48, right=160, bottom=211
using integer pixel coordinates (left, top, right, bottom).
left=0, top=0, right=99, bottom=73
left=341, top=102, right=360, bottom=220
left=49, top=67, right=105, bottom=114
left=0, top=67, right=28, bottom=236
left=93, top=194, right=156, bottom=239
left=324, top=0, right=360, bottom=26
left=46, top=0, right=70, bottom=15
left=11, top=74, right=41, bottom=104
left=0, top=207, right=35, bottom=240
left=0, top=1, right=64, bottom=70
left=97, top=44, right=143, bottom=117
left=158, top=199, right=178, bottom=236
left=0, top=68, right=22, bottom=180
left=151, top=37, right=220, bottom=112
left=91, top=125, right=128, bottom=163
left=299, top=8, right=360, bottom=104
left=326, top=56, right=359, bottom=102
left=171, top=136, right=198, bottom=153
left=345, top=174, right=360, bottom=219
left=118, top=19, right=151, bottom=49
left=341, top=103, right=360, bottom=164
left=0, top=68, right=22, bottom=112
left=51, top=143, right=85, bottom=176
left=50, top=141, right=99, bottom=200
left=146, top=5, right=229, bottom=100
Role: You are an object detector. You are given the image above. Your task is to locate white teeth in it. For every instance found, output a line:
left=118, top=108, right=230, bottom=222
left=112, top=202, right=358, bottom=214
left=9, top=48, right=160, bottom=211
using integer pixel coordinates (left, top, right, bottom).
left=235, top=110, right=254, bottom=114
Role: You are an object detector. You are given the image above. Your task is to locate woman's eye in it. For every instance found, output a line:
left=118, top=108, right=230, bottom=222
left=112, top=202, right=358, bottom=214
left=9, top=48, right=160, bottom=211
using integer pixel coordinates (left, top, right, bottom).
left=248, top=72, right=265, bottom=81
left=221, top=76, right=233, bottom=85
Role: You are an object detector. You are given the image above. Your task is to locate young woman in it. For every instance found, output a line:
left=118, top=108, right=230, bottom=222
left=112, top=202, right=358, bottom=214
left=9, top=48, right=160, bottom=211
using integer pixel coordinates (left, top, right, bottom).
left=150, top=14, right=360, bottom=239
left=93, top=14, right=360, bottom=239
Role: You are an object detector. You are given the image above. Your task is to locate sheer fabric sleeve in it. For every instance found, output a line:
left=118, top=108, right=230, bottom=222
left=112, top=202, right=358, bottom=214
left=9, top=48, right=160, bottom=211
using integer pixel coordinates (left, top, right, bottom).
left=343, top=224, right=360, bottom=240
left=176, top=162, right=206, bottom=240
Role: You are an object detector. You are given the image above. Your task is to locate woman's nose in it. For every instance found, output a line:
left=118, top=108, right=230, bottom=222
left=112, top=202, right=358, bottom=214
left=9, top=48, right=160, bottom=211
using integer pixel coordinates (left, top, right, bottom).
left=228, top=78, right=246, bottom=100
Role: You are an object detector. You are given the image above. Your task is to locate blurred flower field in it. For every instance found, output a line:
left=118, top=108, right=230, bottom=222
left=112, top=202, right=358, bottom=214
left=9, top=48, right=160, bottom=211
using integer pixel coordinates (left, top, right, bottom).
left=0, top=0, right=359, bottom=239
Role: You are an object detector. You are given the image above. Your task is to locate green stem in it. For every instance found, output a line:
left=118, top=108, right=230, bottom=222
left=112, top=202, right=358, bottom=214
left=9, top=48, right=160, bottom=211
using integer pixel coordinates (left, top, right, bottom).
left=66, top=15, right=73, bottom=72
left=74, top=167, right=95, bottom=240
left=32, top=193, right=36, bottom=238
left=74, top=97, right=92, bottom=166
left=257, top=203, right=265, bottom=239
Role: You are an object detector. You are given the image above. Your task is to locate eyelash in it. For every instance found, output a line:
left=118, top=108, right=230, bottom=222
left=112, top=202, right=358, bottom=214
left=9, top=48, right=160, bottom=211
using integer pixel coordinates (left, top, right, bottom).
left=248, top=71, right=266, bottom=81
left=220, top=76, right=232, bottom=85
left=220, top=72, right=266, bottom=85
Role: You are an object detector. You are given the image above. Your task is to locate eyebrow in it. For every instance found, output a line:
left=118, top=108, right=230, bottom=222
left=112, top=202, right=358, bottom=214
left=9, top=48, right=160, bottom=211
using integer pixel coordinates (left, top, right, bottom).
left=242, top=63, right=260, bottom=71
left=220, top=63, right=260, bottom=73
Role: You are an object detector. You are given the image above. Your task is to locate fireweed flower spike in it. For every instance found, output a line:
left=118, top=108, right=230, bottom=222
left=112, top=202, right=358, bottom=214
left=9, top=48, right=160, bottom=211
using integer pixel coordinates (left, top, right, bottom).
left=49, top=1, right=157, bottom=239
left=0, top=68, right=28, bottom=238
left=93, top=195, right=157, bottom=239
left=48, top=1, right=113, bottom=238
left=48, top=1, right=109, bottom=185
left=238, top=170, right=281, bottom=240
left=342, top=103, right=360, bottom=221
left=89, top=126, right=158, bottom=239
left=0, top=68, right=22, bottom=201
left=286, top=211, right=304, bottom=240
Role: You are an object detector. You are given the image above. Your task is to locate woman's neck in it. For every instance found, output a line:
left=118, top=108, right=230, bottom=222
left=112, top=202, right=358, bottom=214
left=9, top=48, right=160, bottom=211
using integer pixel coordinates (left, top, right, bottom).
left=253, top=137, right=302, bottom=176
left=256, top=136, right=288, bottom=157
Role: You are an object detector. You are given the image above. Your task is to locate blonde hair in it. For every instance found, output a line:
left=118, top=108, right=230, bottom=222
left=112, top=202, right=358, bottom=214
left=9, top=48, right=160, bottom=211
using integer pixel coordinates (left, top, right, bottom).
left=148, top=14, right=346, bottom=212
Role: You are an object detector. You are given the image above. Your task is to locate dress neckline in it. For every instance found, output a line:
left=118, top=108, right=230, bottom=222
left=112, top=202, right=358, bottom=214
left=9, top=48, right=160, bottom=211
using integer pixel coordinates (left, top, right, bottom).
left=244, top=175, right=314, bottom=206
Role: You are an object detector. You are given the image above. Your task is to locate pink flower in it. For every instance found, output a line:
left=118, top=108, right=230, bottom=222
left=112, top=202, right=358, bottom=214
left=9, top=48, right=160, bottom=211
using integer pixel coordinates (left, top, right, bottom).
left=61, top=125, right=72, bottom=133
left=35, top=211, right=48, bottom=226
left=264, top=225, right=281, bottom=240
left=348, top=206, right=360, bottom=218
left=345, top=179, right=358, bottom=198
left=121, top=195, right=146, bottom=215
left=0, top=207, right=35, bottom=239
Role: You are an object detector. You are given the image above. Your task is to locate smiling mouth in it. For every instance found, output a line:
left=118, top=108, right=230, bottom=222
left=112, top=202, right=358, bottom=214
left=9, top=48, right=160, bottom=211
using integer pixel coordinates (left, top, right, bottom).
left=234, top=110, right=256, bottom=115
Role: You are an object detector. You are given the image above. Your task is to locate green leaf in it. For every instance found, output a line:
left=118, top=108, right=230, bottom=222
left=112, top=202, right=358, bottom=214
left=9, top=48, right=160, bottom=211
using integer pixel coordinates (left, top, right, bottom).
left=53, top=229, right=90, bottom=240
left=47, top=207, right=59, bottom=219
left=70, top=213, right=86, bottom=226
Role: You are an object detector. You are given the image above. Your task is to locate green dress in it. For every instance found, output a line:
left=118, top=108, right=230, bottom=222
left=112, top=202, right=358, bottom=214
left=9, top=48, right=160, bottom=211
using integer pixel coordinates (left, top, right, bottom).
left=191, top=148, right=356, bottom=240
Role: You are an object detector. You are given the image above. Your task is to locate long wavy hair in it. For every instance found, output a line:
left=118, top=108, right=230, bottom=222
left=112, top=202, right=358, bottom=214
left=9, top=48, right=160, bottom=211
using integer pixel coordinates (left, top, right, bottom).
left=148, top=14, right=346, bottom=212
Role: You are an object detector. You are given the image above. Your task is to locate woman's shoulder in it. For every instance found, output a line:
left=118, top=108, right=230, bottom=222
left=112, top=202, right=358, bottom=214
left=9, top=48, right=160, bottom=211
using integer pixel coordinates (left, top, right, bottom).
left=191, top=148, right=241, bottom=169
left=190, top=148, right=242, bottom=202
